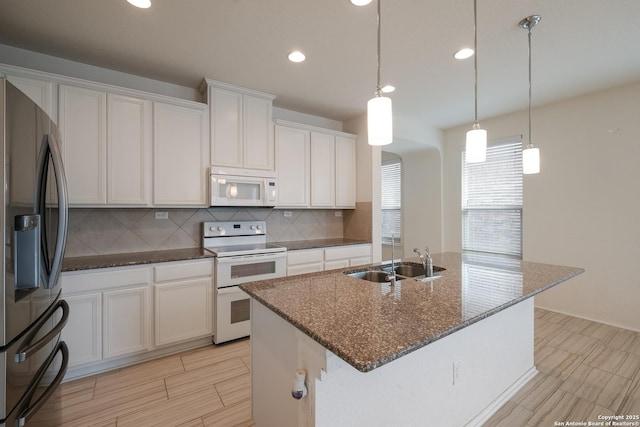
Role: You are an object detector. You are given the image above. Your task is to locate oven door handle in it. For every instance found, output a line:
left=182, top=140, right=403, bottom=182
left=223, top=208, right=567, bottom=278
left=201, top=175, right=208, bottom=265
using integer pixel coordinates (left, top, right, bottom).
left=216, top=252, right=287, bottom=264
left=217, top=286, right=249, bottom=295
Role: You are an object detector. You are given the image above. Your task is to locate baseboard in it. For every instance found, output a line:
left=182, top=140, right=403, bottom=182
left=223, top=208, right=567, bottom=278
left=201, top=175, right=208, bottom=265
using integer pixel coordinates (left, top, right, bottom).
left=464, top=367, right=538, bottom=427
left=63, top=337, right=213, bottom=382
left=535, top=305, right=640, bottom=333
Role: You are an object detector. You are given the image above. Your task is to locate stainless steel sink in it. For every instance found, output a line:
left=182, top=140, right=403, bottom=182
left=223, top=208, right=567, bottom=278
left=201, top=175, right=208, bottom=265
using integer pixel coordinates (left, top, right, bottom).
left=381, top=262, right=446, bottom=278
left=347, top=270, right=400, bottom=283
left=345, top=262, right=445, bottom=283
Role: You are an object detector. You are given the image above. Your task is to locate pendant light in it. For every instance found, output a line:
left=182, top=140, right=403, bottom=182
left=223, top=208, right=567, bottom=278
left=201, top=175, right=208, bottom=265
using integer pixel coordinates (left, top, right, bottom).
left=520, top=15, right=542, bottom=174
left=465, top=0, right=486, bottom=163
left=367, top=0, right=393, bottom=146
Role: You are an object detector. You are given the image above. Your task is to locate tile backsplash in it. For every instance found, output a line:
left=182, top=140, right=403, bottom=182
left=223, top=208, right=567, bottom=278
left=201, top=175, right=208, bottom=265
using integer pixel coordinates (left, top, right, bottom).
left=65, top=207, right=347, bottom=257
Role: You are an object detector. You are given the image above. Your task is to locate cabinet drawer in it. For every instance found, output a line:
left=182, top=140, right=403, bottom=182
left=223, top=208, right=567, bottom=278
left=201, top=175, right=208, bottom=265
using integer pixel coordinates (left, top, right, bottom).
left=287, top=263, right=324, bottom=276
left=154, top=259, right=213, bottom=282
left=62, top=267, right=150, bottom=294
left=324, top=244, right=371, bottom=261
left=287, top=249, right=324, bottom=266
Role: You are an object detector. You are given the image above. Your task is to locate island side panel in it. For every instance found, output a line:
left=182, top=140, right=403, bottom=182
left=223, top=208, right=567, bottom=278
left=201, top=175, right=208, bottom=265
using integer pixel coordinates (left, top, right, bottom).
left=314, top=298, right=536, bottom=427
left=251, top=299, right=312, bottom=427
left=251, top=297, right=536, bottom=427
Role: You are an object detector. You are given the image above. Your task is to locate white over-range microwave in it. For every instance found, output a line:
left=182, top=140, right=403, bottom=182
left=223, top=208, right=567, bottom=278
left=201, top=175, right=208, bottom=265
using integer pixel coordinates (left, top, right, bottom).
left=210, top=167, right=277, bottom=207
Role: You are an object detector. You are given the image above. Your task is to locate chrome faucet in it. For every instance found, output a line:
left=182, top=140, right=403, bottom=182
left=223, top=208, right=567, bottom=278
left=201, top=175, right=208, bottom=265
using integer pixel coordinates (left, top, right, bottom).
left=386, top=235, right=397, bottom=285
left=413, top=247, right=434, bottom=277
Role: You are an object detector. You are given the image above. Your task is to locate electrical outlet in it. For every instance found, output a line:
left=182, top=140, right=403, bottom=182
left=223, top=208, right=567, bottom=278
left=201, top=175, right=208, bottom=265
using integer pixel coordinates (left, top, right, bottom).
left=283, top=211, right=292, bottom=218
left=453, top=361, right=462, bottom=386
left=335, top=211, right=342, bottom=217
left=155, top=211, right=169, bottom=220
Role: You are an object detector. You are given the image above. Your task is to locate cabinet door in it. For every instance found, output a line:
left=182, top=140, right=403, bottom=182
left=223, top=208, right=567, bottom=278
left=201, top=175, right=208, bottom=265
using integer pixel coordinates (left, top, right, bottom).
left=61, top=292, right=102, bottom=367
left=243, top=95, right=274, bottom=170
left=210, top=87, right=243, bottom=168
left=335, top=136, right=357, bottom=208
left=310, top=132, right=335, bottom=207
left=276, top=125, right=310, bottom=207
left=103, top=287, right=149, bottom=359
left=107, top=94, right=152, bottom=205
left=154, top=278, right=212, bottom=347
left=59, top=85, right=107, bottom=205
left=153, top=102, right=208, bottom=206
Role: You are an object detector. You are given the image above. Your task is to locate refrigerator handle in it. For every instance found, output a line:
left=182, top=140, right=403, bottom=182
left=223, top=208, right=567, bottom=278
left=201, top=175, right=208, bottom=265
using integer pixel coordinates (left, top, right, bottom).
left=15, top=299, right=69, bottom=364
left=34, top=133, right=69, bottom=289
left=17, top=341, right=69, bottom=427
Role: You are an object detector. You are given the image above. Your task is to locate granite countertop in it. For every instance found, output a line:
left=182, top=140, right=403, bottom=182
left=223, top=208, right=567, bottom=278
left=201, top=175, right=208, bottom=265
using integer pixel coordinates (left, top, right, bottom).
left=62, top=247, right=214, bottom=272
left=62, top=238, right=371, bottom=271
left=240, top=252, right=584, bottom=373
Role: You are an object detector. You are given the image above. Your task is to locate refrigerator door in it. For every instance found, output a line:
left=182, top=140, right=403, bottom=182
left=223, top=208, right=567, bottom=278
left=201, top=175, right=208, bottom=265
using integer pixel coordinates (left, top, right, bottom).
left=3, top=82, right=69, bottom=348
left=2, top=299, right=69, bottom=427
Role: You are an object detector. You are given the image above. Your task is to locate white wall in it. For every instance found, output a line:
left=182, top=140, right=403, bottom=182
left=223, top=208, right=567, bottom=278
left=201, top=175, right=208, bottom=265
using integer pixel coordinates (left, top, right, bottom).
left=442, top=80, right=640, bottom=331
left=401, top=146, right=443, bottom=256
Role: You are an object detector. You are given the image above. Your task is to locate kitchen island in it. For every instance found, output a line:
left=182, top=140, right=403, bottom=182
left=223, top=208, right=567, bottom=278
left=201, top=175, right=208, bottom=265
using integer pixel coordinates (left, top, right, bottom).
left=240, top=252, right=584, bottom=427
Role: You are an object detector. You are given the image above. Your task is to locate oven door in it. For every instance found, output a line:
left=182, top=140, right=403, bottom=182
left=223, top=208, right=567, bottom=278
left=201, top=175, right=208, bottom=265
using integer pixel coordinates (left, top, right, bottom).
left=215, top=252, right=287, bottom=288
left=214, top=287, right=251, bottom=344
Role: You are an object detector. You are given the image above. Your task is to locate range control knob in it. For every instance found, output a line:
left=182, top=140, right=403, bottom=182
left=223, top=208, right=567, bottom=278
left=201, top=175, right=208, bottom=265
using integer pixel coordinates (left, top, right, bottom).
left=250, top=225, right=256, bottom=230
left=217, top=226, right=224, bottom=232
left=209, top=226, right=216, bottom=232
left=256, top=225, right=262, bottom=230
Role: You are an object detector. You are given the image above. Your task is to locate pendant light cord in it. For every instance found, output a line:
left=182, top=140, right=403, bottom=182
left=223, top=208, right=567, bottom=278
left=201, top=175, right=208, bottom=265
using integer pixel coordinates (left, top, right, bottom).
left=376, top=0, right=382, bottom=95
left=527, top=28, right=533, bottom=148
left=473, top=0, right=478, bottom=127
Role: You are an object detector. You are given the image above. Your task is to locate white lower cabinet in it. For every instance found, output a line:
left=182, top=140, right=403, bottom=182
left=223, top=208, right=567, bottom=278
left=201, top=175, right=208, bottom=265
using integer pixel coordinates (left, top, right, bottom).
left=286, top=249, right=324, bottom=276
left=61, top=292, right=102, bottom=367
left=154, top=278, right=212, bottom=347
left=324, top=244, right=372, bottom=268
left=287, top=244, right=372, bottom=275
left=60, top=258, right=214, bottom=379
left=103, top=286, right=150, bottom=359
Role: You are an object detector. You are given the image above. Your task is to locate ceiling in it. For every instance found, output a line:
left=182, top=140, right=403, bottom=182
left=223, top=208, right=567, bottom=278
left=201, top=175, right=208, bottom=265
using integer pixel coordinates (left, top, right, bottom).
left=1, top=0, right=639, bottom=132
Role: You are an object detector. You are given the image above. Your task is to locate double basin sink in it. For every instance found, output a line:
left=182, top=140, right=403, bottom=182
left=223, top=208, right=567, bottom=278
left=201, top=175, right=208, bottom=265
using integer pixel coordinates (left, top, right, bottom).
left=345, top=262, right=445, bottom=284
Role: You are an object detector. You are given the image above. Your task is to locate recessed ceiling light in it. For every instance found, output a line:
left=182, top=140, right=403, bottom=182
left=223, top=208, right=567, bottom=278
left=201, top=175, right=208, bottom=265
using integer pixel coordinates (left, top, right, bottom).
left=454, top=48, right=474, bottom=60
left=351, top=0, right=373, bottom=5
left=127, top=0, right=151, bottom=8
left=288, top=51, right=306, bottom=63
left=381, top=85, right=395, bottom=93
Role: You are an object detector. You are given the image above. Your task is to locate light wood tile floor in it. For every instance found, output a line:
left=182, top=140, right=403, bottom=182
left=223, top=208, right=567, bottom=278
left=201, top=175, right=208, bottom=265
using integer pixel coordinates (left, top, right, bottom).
left=60, top=310, right=640, bottom=427
left=485, top=308, right=640, bottom=426
left=58, top=338, right=254, bottom=427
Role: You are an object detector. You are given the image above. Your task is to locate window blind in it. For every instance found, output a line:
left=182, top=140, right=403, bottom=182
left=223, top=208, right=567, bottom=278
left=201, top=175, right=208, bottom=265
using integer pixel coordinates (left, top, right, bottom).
left=462, top=138, right=523, bottom=257
left=381, top=160, right=402, bottom=244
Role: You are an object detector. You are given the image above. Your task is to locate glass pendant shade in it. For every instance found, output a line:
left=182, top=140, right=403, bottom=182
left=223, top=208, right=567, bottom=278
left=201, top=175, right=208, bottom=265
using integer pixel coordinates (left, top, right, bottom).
left=367, top=95, right=393, bottom=146
left=465, top=128, right=487, bottom=163
left=523, top=146, right=540, bottom=174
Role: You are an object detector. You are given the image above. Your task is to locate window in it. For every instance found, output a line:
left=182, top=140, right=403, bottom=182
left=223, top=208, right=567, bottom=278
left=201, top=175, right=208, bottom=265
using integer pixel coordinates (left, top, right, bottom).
left=381, top=158, right=402, bottom=244
left=462, top=137, right=523, bottom=257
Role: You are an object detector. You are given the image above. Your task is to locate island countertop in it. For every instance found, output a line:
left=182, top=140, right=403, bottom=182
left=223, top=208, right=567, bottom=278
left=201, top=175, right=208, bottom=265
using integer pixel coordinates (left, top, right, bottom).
left=240, top=252, right=584, bottom=372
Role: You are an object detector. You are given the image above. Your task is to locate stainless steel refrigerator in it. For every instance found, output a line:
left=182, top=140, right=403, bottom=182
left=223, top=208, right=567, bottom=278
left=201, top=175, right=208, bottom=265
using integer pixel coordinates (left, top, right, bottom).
left=0, top=79, right=70, bottom=426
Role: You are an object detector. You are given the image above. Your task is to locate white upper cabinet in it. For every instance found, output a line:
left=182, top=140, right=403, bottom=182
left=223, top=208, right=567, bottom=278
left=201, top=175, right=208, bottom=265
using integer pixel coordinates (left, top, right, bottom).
left=107, top=94, right=152, bottom=205
left=275, top=124, right=310, bottom=207
left=276, top=120, right=357, bottom=209
left=310, top=132, right=335, bottom=207
left=202, top=79, right=275, bottom=172
left=335, top=135, right=357, bottom=208
left=153, top=101, right=209, bottom=206
left=58, top=84, right=107, bottom=205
